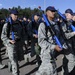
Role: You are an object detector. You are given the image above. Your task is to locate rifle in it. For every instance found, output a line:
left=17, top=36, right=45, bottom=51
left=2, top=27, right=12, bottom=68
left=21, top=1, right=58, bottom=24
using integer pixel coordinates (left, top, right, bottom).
left=39, top=7, right=63, bottom=49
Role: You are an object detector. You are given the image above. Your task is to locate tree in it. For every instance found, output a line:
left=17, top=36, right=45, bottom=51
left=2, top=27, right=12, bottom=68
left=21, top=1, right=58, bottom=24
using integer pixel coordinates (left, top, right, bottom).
left=0, top=6, right=41, bottom=20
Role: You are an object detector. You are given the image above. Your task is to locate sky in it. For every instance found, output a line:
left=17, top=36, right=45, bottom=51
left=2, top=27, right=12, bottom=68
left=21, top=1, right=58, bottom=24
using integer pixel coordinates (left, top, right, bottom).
left=0, top=0, right=75, bottom=13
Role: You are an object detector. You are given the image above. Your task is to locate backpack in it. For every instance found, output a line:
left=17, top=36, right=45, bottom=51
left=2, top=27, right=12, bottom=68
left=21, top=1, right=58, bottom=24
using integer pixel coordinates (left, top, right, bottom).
left=5, top=20, right=23, bottom=38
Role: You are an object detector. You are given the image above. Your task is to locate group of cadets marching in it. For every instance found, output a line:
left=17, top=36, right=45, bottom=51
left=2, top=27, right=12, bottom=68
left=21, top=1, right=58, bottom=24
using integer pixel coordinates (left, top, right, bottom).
left=0, top=6, right=75, bottom=75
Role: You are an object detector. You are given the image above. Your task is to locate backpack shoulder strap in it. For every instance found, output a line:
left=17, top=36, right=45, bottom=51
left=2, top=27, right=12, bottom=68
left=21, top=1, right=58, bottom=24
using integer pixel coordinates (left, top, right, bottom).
left=6, top=22, right=11, bottom=38
left=43, top=22, right=49, bottom=36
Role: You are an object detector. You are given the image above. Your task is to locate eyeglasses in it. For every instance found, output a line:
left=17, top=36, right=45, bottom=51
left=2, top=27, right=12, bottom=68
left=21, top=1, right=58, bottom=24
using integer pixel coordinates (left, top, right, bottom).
left=51, top=10, right=56, bottom=12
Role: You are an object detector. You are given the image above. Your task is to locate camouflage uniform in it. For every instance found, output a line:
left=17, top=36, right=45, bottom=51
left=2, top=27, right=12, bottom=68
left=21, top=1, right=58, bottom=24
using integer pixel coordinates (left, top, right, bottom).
left=60, top=22, right=75, bottom=75
left=1, top=21, right=24, bottom=75
left=36, top=21, right=58, bottom=75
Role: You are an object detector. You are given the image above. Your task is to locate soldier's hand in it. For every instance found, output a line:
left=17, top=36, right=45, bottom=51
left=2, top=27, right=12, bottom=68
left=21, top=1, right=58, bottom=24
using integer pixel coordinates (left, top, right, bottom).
left=54, top=45, right=62, bottom=52
left=72, top=32, right=75, bottom=35
left=9, top=40, right=16, bottom=44
left=33, top=34, right=38, bottom=38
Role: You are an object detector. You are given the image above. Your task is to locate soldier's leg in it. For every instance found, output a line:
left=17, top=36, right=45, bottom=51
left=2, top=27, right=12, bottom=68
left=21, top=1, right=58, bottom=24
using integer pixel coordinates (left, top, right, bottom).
left=16, top=41, right=24, bottom=61
left=5, top=47, right=8, bottom=57
left=66, top=53, right=75, bottom=73
left=36, top=61, right=57, bottom=75
left=0, top=42, right=5, bottom=69
left=0, top=53, right=5, bottom=69
left=61, top=53, right=75, bottom=75
left=35, top=44, right=41, bottom=67
left=61, top=56, right=69, bottom=75
left=7, top=45, right=19, bottom=75
left=31, top=39, right=36, bottom=57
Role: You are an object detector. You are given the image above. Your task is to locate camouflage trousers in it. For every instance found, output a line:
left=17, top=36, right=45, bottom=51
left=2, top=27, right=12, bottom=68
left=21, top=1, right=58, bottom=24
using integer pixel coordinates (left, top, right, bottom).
left=36, top=60, right=57, bottom=75
left=61, top=53, right=75, bottom=75
left=36, top=48, right=58, bottom=75
left=7, top=41, right=24, bottom=75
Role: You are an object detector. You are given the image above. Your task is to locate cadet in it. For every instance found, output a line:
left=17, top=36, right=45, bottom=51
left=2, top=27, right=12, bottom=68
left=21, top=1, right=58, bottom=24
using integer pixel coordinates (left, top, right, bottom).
left=36, top=6, right=61, bottom=75
left=27, top=14, right=41, bottom=66
left=1, top=9, right=24, bottom=75
left=59, top=9, right=75, bottom=75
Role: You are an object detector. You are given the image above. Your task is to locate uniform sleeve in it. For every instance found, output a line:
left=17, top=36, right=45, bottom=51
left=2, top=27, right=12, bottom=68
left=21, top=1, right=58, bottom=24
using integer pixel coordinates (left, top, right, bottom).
left=38, top=23, right=56, bottom=50
left=65, top=32, right=75, bottom=39
left=1, top=23, right=10, bottom=45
